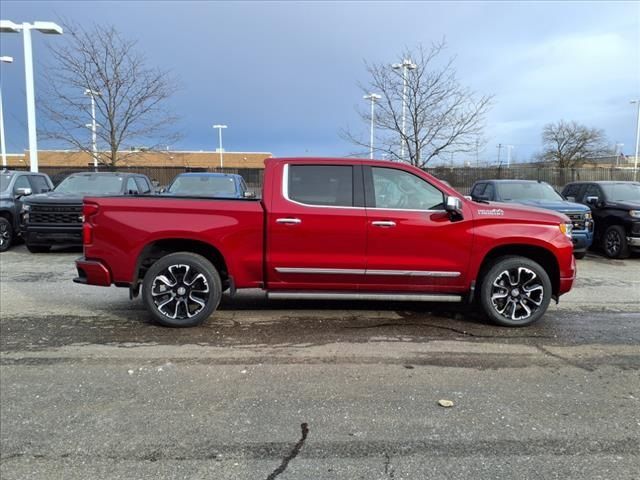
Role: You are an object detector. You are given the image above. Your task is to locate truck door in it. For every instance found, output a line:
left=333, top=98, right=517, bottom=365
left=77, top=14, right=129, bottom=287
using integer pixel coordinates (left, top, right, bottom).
left=266, top=163, right=367, bottom=290
left=362, top=165, right=473, bottom=292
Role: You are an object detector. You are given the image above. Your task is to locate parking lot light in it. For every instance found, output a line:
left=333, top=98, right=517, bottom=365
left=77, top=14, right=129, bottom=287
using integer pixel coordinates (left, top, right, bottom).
left=0, top=55, right=13, bottom=168
left=631, top=100, right=640, bottom=182
left=213, top=124, right=227, bottom=169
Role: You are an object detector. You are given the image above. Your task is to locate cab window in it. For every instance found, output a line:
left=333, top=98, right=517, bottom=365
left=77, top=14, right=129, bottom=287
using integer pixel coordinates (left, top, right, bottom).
left=288, top=165, right=353, bottom=207
left=371, top=167, right=443, bottom=210
left=13, top=176, right=30, bottom=194
left=126, top=177, right=139, bottom=195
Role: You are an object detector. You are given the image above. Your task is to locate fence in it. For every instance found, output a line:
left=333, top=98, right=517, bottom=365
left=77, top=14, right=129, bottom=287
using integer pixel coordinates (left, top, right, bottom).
left=10, top=164, right=637, bottom=194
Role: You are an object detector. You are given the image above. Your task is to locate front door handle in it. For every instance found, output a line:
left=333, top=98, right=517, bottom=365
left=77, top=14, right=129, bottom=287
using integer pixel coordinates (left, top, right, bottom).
left=276, top=217, right=302, bottom=225
left=371, top=220, right=396, bottom=227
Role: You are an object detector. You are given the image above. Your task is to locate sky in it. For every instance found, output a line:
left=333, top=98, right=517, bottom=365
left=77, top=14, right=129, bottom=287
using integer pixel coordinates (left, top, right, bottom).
left=0, top=0, right=639, bottom=165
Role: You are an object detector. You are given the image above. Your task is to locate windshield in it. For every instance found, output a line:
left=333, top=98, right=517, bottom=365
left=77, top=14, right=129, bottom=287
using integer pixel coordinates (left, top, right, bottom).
left=601, top=183, right=640, bottom=202
left=55, top=175, right=124, bottom=195
left=0, top=174, right=11, bottom=192
left=168, top=175, right=238, bottom=196
left=498, top=182, right=563, bottom=202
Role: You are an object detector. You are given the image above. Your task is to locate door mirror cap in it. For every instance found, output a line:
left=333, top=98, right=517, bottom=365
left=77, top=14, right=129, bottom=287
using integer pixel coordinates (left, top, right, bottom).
left=445, top=195, right=464, bottom=220
left=586, top=196, right=599, bottom=206
left=15, top=187, right=32, bottom=198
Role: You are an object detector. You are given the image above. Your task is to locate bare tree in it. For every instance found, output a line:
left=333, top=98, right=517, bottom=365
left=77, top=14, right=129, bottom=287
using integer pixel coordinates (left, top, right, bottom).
left=341, top=40, right=493, bottom=167
left=39, top=22, right=181, bottom=167
left=541, top=120, right=608, bottom=168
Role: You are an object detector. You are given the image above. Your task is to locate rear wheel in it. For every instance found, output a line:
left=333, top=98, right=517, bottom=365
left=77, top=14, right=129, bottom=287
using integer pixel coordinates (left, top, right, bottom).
left=26, top=243, right=51, bottom=253
left=479, top=256, right=552, bottom=327
left=602, top=225, right=629, bottom=259
left=0, top=218, right=13, bottom=252
left=142, top=252, right=222, bottom=327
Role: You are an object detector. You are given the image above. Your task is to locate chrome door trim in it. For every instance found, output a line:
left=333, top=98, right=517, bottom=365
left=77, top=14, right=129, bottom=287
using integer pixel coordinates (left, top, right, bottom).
left=276, top=217, right=302, bottom=224
left=371, top=220, right=396, bottom=227
left=275, top=267, right=460, bottom=277
left=275, top=267, right=366, bottom=275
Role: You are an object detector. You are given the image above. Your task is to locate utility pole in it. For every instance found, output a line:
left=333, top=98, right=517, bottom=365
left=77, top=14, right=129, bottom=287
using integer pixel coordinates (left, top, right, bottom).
left=363, top=93, right=381, bottom=159
left=506, top=145, right=514, bottom=168
left=84, top=89, right=101, bottom=170
left=497, top=143, right=503, bottom=166
left=0, top=56, right=13, bottom=168
left=631, top=100, right=640, bottom=182
left=392, top=59, right=417, bottom=162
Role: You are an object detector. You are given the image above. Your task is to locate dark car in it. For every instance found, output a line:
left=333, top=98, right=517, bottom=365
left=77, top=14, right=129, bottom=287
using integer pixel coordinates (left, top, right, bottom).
left=21, top=171, right=154, bottom=252
left=163, top=172, right=254, bottom=198
left=470, top=179, right=594, bottom=258
left=0, top=170, right=54, bottom=252
left=561, top=181, right=640, bottom=258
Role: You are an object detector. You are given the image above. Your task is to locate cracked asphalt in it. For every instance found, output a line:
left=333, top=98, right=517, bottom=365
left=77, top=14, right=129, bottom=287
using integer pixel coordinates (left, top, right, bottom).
left=1, top=245, right=639, bottom=479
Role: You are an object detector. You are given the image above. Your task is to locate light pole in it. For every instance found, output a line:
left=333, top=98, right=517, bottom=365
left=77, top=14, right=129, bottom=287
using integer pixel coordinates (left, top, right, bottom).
left=363, top=93, right=381, bottom=159
left=0, top=20, right=63, bottom=172
left=0, top=55, right=13, bottom=168
left=392, top=59, right=417, bottom=162
left=631, top=100, right=640, bottom=181
left=212, top=124, right=227, bottom=168
left=614, top=143, right=624, bottom=167
left=506, top=145, right=514, bottom=168
left=84, top=89, right=101, bottom=170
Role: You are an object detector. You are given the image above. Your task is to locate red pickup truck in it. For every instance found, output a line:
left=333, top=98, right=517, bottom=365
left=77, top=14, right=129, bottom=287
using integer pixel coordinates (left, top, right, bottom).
left=75, top=158, right=576, bottom=327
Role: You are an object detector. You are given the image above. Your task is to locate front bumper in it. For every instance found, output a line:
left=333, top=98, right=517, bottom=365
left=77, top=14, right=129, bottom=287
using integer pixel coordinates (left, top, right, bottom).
left=571, top=230, right=594, bottom=252
left=24, top=225, right=82, bottom=245
left=74, top=257, right=112, bottom=286
left=628, top=236, right=640, bottom=249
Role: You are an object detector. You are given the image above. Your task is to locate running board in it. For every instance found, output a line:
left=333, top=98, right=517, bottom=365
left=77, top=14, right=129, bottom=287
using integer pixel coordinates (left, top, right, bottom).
left=266, top=292, right=462, bottom=302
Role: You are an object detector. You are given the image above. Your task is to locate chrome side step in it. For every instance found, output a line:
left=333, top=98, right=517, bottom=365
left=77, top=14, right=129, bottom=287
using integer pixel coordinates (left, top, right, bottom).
left=266, top=292, right=462, bottom=302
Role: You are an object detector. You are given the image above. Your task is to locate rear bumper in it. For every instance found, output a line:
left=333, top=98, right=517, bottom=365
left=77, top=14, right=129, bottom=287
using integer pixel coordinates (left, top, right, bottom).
left=24, top=225, right=82, bottom=245
left=74, top=257, right=112, bottom=286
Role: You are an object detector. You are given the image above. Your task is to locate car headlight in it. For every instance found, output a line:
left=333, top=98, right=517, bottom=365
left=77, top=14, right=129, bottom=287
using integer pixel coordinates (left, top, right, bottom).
left=21, top=204, right=31, bottom=212
left=630, top=210, right=640, bottom=219
left=559, top=222, right=573, bottom=238
left=584, top=212, right=592, bottom=220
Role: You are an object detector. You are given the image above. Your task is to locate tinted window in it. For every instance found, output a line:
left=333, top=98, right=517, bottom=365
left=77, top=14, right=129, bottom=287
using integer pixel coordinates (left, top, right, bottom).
left=600, top=183, right=640, bottom=202
left=13, top=176, right=30, bottom=193
left=288, top=165, right=353, bottom=207
left=371, top=167, right=443, bottom=210
left=134, top=177, right=151, bottom=194
left=563, top=184, right=581, bottom=199
left=484, top=183, right=495, bottom=200
left=497, top=182, right=563, bottom=201
left=29, top=175, right=51, bottom=194
left=471, top=183, right=486, bottom=198
left=55, top=175, right=125, bottom=194
left=126, top=178, right=139, bottom=194
left=0, top=173, right=13, bottom=192
left=168, top=175, right=238, bottom=196
left=584, top=184, right=601, bottom=200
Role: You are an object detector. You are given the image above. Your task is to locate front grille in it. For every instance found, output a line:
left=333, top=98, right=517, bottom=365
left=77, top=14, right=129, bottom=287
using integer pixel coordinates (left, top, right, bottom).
left=565, top=211, right=586, bottom=231
left=29, top=204, right=83, bottom=224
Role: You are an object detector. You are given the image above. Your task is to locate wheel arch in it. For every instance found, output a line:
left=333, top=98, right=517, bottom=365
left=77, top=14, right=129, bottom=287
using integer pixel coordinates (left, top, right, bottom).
left=475, top=244, right=560, bottom=298
left=133, top=238, right=230, bottom=294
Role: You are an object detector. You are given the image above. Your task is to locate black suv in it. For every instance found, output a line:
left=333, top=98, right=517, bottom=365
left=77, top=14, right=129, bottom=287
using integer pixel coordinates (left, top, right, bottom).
left=561, top=181, right=640, bottom=258
left=0, top=170, right=54, bottom=252
left=21, top=171, right=154, bottom=252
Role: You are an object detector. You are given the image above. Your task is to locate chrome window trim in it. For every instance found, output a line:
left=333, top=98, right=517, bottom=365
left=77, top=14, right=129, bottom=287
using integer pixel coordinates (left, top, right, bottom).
left=275, top=267, right=461, bottom=277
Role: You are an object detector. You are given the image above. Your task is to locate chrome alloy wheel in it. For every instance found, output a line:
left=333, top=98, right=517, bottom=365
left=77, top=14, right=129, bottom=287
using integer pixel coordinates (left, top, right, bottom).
left=0, top=223, right=9, bottom=248
left=490, top=267, right=544, bottom=322
left=151, top=264, right=210, bottom=319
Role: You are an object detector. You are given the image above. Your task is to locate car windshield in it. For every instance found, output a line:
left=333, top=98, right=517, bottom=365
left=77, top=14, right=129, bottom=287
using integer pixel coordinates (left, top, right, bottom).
left=168, top=175, right=237, bottom=196
left=0, top=174, right=12, bottom=192
left=600, top=183, right=640, bottom=202
left=498, top=182, right=563, bottom=201
left=55, top=175, right=124, bottom=195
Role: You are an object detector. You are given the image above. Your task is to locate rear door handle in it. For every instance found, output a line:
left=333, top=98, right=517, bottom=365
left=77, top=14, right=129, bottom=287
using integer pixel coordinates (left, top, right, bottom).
left=371, top=220, right=396, bottom=227
left=276, top=217, right=302, bottom=225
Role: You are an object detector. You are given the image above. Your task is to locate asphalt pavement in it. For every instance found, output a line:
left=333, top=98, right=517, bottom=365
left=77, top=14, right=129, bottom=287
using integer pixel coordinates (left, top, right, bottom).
left=1, top=245, right=639, bottom=479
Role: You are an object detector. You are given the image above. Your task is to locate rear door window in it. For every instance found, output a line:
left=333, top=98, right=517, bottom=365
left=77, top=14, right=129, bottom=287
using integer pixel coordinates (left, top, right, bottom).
left=288, top=165, right=353, bottom=207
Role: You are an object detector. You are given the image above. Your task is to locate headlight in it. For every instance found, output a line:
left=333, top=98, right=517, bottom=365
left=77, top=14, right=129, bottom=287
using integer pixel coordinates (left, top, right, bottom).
left=630, top=210, right=640, bottom=219
left=584, top=212, right=592, bottom=220
left=559, top=222, right=573, bottom=238
left=21, top=204, right=31, bottom=212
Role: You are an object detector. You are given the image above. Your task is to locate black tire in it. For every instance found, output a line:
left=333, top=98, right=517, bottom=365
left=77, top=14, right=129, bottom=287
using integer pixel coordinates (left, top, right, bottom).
left=26, top=243, right=51, bottom=253
left=479, top=256, right=552, bottom=327
left=142, top=252, right=222, bottom=327
left=602, top=225, right=629, bottom=259
left=574, top=251, right=587, bottom=260
left=0, top=217, right=13, bottom=252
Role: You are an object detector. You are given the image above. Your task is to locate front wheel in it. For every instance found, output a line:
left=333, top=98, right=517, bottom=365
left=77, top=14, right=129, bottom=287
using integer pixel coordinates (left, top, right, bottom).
left=479, top=256, right=552, bottom=327
left=142, top=252, right=222, bottom=327
left=602, top=225, right=629, bottom=259
left=0, top=218, right=13, bottom=252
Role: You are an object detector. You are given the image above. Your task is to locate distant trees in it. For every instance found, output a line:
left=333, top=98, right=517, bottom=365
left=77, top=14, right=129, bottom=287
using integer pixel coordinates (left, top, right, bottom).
left=40, top=22, right=181, bottom=167
left=541, top=120, right=608, bottom=168
left=342, top=40, right=493, bottom=167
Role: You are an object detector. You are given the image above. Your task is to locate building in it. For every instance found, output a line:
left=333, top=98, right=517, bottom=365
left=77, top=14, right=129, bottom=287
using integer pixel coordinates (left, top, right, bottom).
left=3, top=149, right=272, bottom=169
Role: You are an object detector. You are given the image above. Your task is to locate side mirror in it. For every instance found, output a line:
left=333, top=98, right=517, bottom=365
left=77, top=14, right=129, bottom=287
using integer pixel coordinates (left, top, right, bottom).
left=243, top=191, right=256, bottom=199
left=445, top=195, right=464, bottom=220
left=15, top=187, right=32, bottom=198
left=586, top=196, right=599, bottom=206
